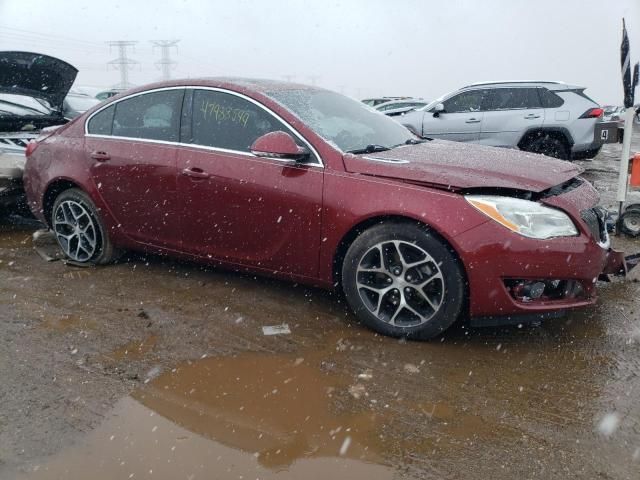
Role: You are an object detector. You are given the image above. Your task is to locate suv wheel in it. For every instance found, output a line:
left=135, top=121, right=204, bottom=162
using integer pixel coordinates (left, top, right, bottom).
left=341, top=222, right=466, bottom=339
left=525, top=134, right=569, bottom=160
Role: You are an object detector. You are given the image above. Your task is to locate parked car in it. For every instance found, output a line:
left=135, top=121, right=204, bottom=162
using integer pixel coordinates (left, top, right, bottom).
left=95, top=88, right=126, bottom=101
left=63, top=92, right=101, bottom=119
left=0, top=51, right=78, bottom=211
left=362, top=96, right=411, bottom=107
left=24, top=79, right=625, bottom=339
left=400, top=81, right=608, bottom=160
left=376, top=99, right=428, bottom=117
left=602, top=105, right=625, bottom=122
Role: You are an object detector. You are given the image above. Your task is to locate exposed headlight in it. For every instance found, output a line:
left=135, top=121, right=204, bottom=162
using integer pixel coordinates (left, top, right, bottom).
left=465, top=195, right=578, bottom=239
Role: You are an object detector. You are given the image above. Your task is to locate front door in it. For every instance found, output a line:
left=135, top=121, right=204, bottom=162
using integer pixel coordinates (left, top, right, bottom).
left=176, top=88, right=324, bottom=278
left=422, top=89, right=489, bottom=142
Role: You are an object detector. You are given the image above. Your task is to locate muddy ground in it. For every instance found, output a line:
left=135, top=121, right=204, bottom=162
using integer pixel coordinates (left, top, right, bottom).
left=1, top=134, right=640, bottom=480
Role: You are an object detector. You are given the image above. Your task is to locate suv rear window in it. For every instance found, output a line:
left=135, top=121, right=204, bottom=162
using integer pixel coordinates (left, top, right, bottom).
left=568, top=89, right=597, bottom=103
left=539, top=88, right=565, bottom=108
left=485, top=88, right=541, bottom=110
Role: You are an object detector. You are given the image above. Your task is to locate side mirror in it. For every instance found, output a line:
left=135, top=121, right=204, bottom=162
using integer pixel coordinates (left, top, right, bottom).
left=433, top=103, right=445, bottom=117
left=250, top=131, right=309, bottom=164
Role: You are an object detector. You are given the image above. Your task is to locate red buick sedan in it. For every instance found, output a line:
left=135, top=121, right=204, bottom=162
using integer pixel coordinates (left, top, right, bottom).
left=24, top=78, right=624, bottom=339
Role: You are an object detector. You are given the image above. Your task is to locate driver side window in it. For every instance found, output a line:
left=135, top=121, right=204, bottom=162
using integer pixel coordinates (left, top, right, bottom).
left=190, top=90, right=297, bottom=153
left=442, top=90, right=488, bottom=113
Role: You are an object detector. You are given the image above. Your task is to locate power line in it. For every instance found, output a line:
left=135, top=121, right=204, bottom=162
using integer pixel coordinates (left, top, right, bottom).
left=0, top=25, right=105, bottom=47
left=107, top=41, right=139, bottom=89
left=0, top=33, right=103, bottom=55
left=151, top=40, right=179, bottom=81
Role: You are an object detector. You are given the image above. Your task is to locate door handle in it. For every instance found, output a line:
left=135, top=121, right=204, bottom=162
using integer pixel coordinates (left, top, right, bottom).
left=181, top=167, right=210, bottom=179
left=465, top=118, right=481, bottom=123
left=90, top=151, right=110, bottom=162
left=524, top=114, right=541, bottom=119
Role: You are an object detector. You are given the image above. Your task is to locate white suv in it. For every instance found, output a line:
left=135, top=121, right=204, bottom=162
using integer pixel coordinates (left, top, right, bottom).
left=400, top=81, right=605, bottom=160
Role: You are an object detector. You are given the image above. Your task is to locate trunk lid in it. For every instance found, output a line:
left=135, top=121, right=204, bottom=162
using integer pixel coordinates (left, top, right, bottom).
left=0, top=51, right=78, bottom=111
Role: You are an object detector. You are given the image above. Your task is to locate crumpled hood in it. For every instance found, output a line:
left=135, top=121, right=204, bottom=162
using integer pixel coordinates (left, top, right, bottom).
left=343, top=140, right=583, bottom=193
left=0, top=51, right=78, bottom=111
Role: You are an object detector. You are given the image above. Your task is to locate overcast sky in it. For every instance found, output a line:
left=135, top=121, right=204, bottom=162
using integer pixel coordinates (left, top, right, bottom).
left=0, top=0, right=639, bottom=104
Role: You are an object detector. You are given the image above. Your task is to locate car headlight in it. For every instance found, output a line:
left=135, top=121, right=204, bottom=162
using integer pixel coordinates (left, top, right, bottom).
left=465, top=195, right=578, bottom=239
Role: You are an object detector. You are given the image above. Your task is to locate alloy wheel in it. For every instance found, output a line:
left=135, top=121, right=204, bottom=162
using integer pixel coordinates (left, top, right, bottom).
left=355, top=240, right=444, bottom=327
left=53, top=200, right=98, bottom=262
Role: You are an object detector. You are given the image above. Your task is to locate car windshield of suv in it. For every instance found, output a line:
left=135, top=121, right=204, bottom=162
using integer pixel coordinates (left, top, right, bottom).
left=268, top=89, right=415, bottom=152
left=0, top=93, right=53, bottom=117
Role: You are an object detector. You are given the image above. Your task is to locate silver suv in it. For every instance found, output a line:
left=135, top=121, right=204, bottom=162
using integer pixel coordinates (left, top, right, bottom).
left=400, top=81, right=605, bottom=160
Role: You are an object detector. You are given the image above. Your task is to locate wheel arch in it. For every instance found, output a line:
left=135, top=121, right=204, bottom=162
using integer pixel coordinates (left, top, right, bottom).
left=42, top=178, right=84, bottom=227
left=517, top=127, right=574, bottom=151
left=331, top=214, right=469, bottom=293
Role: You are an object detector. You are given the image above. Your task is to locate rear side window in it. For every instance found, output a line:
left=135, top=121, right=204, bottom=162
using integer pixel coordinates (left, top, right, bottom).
left=112, top=89, right=184, bottom=142
left=485, top=88, right=541, bottom=110
left=568, top=89, right=597, bottom=103
left=442, top=90, right=488, bottom=113
left=87, top=105, right=115, bottom=135
left=190, top=89, right=292, bottom=152
left=539, top=88, right=565, bottom=108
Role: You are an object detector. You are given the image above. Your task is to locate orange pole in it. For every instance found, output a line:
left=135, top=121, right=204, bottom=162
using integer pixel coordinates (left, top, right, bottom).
left=630, top=153, right=640, bottom=187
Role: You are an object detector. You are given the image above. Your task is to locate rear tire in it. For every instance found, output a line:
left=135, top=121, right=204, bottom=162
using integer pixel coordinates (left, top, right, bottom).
left=341, top=222, right=466, bottom=340
left=51, top=188, right=118, bottom=264
left=524, top=135, right=569, bottom=160
left=620, top=205, right=640, bottom=237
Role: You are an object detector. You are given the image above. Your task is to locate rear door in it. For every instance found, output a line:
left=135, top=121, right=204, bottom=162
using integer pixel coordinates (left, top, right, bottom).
left=85, top=88, right=184, bottom=249
left=176, top=88, right=324, bottom=278
left=479, top=87, right=544, bottom=147
left=421, top=89, right=488, bottom=142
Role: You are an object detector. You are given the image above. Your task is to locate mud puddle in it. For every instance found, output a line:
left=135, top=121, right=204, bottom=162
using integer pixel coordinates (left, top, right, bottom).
left=14, top=351, right=396, bottom=480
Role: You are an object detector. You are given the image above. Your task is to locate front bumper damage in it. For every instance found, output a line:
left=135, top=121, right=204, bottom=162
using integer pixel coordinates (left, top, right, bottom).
left=457, top=178, right=639, bottom=327
left=604, top=250, right=640, bottom=278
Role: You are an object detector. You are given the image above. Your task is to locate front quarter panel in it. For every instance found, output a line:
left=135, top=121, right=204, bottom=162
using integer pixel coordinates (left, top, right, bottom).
left=398, top=109, right=426, bottom=136
left=318, top=170, right=490, bottom=285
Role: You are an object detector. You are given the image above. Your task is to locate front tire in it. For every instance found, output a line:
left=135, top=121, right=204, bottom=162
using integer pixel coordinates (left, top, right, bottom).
left=341, top=222, right=466, bottom=339
left=51, top=188, right=118, bottom=264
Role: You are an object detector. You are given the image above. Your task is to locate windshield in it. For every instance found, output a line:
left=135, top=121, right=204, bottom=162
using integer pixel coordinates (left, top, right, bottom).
left=267, top=89, right=415, bottom=152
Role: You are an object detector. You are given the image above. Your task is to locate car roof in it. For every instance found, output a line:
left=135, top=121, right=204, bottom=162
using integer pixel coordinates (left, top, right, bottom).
left=375, top=99, right=427, bottom=108
left=362, top=96, right=410, bottom=101
left=143, top=77, right=322, bottom=93
left=105, top=77, right=328, bottom=104
left=461, top=80, right=584, bottom=91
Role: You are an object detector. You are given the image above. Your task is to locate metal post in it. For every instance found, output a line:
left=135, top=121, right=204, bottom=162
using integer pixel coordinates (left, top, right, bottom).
left=151, top=40, right=179, bottom=81
left=107, top=41, right=139, bottom=89
left=616, top=108, right=637, bottom=226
